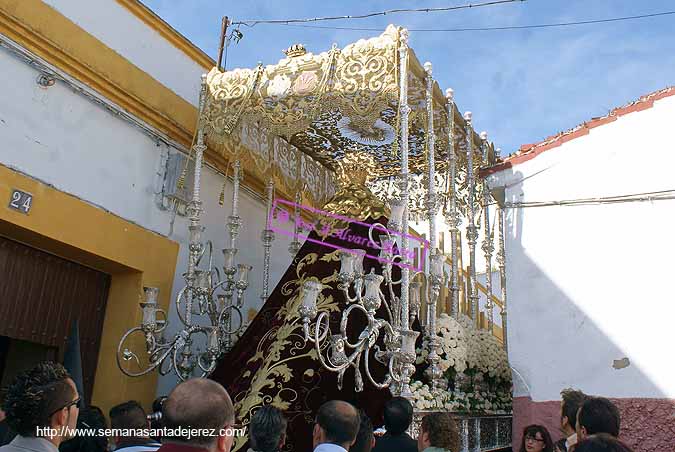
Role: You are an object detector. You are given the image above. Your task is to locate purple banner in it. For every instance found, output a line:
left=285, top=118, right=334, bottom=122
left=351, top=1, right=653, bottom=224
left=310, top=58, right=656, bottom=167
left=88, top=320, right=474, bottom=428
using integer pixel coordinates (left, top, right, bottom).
left=268, top=198, right=428, bottom=272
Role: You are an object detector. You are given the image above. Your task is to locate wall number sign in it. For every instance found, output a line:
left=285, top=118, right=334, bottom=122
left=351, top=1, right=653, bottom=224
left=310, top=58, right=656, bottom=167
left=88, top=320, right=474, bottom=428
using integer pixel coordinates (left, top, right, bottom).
left=8, top=189, right=33, bottom=214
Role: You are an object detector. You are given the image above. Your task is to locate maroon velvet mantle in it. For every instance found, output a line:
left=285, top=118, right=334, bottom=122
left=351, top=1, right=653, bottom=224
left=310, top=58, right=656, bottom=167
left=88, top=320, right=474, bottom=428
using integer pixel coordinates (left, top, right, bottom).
left=210, top=215, right=419, bottom=452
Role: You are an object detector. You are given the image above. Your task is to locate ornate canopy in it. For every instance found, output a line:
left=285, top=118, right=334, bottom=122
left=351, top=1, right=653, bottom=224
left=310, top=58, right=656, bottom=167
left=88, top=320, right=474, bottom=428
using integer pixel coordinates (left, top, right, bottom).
left=201, top=25, right=495, bottom=216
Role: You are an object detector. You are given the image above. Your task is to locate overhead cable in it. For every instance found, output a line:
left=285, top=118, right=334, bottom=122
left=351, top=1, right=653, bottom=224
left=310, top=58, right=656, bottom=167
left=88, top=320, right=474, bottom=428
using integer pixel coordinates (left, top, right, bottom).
left=231, top=0, right=524, bottom=27
left=277, top=10, right=675, bottom=32
left=502, top=189, right=675, bottom=209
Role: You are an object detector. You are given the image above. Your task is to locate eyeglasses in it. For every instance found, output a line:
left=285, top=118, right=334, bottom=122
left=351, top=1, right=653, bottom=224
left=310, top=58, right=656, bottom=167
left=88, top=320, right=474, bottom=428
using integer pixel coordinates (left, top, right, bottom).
left=49, top=397, right=81, bottom=417
left=525, top=435, right=545, bottom=443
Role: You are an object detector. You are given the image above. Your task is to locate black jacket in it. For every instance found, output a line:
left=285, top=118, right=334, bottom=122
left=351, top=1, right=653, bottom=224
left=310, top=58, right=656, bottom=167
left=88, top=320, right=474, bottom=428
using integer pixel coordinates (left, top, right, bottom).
left=372, top=432, right=417, bottom=452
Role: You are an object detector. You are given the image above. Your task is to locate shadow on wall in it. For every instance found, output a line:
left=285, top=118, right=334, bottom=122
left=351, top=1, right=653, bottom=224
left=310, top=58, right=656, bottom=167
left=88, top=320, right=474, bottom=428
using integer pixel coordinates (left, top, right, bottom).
left=502, top=169, right=675, bottom=452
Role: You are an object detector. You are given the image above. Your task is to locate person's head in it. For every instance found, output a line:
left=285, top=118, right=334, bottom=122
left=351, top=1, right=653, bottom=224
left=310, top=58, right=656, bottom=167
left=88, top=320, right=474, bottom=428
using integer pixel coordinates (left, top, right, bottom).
left=560, top=388, right=587, bottom=436
left=109, top=400, right=150, bottom=444
left=59, top=406, right=108, bottom=452
left=3, top=361, right=79, bottom=445
left=417, top=413, right=459, bottom=452
left=313, top=400, right=360, bottom=450
left=351, top=409, right=375, bottom=452
left=0, top=387, right=6, bottom=422
left=383, top=397, right=414, bottom=435
left=575, top=433, right=634, bottom=452
left=162, top=378, right=235, bottom=452
left=249, top=405, right=287, bottom=452
left=518, top=425, right=554, bottom=452
left=576, top=397, right=620, bottom=441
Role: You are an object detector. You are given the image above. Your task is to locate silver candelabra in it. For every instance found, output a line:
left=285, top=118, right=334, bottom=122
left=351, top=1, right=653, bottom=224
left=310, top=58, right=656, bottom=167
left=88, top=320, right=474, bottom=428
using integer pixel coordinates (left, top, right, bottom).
left=117, top=75, right=252, bottom=381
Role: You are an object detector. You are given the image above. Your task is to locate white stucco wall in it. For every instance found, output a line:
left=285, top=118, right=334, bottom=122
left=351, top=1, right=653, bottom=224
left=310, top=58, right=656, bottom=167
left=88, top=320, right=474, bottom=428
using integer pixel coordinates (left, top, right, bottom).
left=0, top=40, right=296, bottom=395
left=42, top=0, right=205, bottom=105
left=487, top=94, right=675, bottom=401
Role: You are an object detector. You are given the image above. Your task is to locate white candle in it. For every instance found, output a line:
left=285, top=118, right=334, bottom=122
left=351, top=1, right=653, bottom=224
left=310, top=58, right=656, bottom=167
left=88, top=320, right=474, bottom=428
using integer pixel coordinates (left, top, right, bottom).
left=389, top=199, right=405, bottom=226
left=232, top=161, right=241, bottom=217
left=237, top=264, right=252, bottom=283
left=339, top=250, right=355, bottom=275
left=300, top=280, right=322, bottom=319
left=364, top=272, right=383, bottom=298
left=223, top=248, right=237, bottom=269
left=353, top=249, right=367, bottom=275
left=430, top=253, right=444, bottom=278
left=265, top=179, right=274, bottom=228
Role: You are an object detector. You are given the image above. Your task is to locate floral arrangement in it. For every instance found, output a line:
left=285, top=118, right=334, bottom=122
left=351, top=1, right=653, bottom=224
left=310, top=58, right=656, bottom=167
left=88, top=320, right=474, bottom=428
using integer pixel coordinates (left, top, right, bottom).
left=416, top=314, right=468, bottom=380
left=410, top=313, right=512, bottom=415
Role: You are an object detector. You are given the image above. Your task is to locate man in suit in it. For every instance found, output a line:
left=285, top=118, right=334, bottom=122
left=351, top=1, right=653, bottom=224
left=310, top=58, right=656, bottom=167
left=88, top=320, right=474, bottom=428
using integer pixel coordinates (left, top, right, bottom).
left=312, top=401, right=360, bottom=452
left=0, top=361, right=80, bottom=452
left=557, top=388, right=587, bottom=452
left=157, top=378, right=236, bottom=452
left=372, top=397, right=417, bottom=452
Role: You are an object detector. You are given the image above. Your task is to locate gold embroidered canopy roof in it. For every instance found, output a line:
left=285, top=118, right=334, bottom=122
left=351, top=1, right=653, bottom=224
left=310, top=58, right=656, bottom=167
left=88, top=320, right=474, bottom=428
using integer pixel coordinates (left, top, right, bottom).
left=201, top=25, right=493, bottom=183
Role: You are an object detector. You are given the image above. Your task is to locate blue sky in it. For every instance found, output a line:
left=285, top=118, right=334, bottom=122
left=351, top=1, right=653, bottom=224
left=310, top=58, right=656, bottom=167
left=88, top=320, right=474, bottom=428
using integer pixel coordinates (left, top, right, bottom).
left=142, top=0, right=675, bottom=155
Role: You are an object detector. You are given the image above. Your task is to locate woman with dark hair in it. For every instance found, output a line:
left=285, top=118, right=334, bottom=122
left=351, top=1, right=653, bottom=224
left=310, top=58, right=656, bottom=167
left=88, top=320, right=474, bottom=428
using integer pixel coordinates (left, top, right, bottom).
left=417, top=413, right=459, bottom=452
left=519, top=425, right=554, bottom=452
left=575, top=434, right=634, bottom=452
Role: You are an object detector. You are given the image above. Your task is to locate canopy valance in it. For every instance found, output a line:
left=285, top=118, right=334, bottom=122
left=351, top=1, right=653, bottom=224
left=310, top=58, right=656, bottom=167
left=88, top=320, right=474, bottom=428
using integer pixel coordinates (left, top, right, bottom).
left=200, top=25, right=497, bottom=218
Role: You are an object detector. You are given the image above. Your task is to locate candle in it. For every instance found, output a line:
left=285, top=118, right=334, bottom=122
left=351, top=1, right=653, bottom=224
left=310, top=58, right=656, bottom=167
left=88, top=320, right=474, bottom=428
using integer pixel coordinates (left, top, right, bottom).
left=353, top=249, right=367, bottom=276
left=223, top=248, right=238, bottom=270
left=401, top=330, right=420, bottom=355
left=362, top=272, right=384, bottom=311
left=189, top=225, right=204, bottom=246
left=144, top=286, right=159, bottom=304
left=237, top=264, right=252, bottom=283
left=141, top=287, right=159, bottom=328
left=339, top=250, right=355, bottom=275
left=379, top=237, right=394, bottom=259
left=265, top=179, right=274, bottom=229
left=430, top=253, right=444, bottom=279
left=389, top=198, right=405, bottom=227
left=299, top=280, right=322, bottom=320
left=232, top=161, right=241, bottom=217
left=207, top=327, right=219, bottom=351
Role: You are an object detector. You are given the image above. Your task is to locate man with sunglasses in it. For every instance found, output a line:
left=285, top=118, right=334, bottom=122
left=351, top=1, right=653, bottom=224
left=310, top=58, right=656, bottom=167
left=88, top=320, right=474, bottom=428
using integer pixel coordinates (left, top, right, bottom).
left=0, top=361, right=80, bottom=452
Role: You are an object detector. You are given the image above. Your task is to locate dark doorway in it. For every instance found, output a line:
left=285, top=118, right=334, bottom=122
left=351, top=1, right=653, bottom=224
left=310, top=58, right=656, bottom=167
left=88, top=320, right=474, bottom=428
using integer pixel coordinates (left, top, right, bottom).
left=0, top=235, right=111, bottom=401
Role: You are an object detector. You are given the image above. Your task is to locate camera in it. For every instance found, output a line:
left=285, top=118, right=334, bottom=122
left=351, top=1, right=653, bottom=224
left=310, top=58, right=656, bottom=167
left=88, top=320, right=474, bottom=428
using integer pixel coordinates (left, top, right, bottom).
left=147, top=396, right=167, bottom=424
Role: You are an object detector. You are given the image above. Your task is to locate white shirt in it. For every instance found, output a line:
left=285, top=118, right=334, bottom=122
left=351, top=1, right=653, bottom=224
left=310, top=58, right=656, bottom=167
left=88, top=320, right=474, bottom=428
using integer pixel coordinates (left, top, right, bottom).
left=565, top=433, right=578, bottom=450
left=313, top=443, right=348, bottom=452
left=0, top=435, right=58, bottom=452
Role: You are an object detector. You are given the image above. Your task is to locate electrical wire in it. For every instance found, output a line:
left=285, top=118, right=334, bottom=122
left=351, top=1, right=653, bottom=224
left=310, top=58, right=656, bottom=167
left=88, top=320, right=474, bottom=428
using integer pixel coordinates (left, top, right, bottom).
left=502, top=189, right=675, bottom=209
left=231, top=0, right=524, bottom=27
left=276, top=10, right=675, bottom=32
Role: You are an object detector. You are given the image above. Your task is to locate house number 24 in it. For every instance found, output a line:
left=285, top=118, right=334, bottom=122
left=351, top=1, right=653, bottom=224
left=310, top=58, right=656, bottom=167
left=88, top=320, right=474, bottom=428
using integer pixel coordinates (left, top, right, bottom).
left=8, top=189, right=33, bottom=214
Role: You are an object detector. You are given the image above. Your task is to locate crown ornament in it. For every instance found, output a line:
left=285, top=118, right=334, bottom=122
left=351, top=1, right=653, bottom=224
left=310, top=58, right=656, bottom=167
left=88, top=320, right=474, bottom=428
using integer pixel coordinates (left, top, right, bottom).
left=283, top=44, right=307, bottom=58
left=335, top=151, right=377, bottom=187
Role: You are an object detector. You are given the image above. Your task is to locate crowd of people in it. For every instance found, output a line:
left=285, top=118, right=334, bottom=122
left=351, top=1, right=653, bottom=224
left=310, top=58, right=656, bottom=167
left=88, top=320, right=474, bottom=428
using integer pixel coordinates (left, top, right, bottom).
left=0, top=362, right=634, bottom=452
left=516, top=388, right=631, bottom=452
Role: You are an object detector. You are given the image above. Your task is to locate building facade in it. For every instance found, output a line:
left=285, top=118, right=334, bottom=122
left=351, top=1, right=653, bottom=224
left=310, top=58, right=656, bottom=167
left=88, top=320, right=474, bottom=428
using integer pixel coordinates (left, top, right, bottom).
left=485, top=88, right=675, bottom=451
left=0, top=0, right=301, bottom=414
